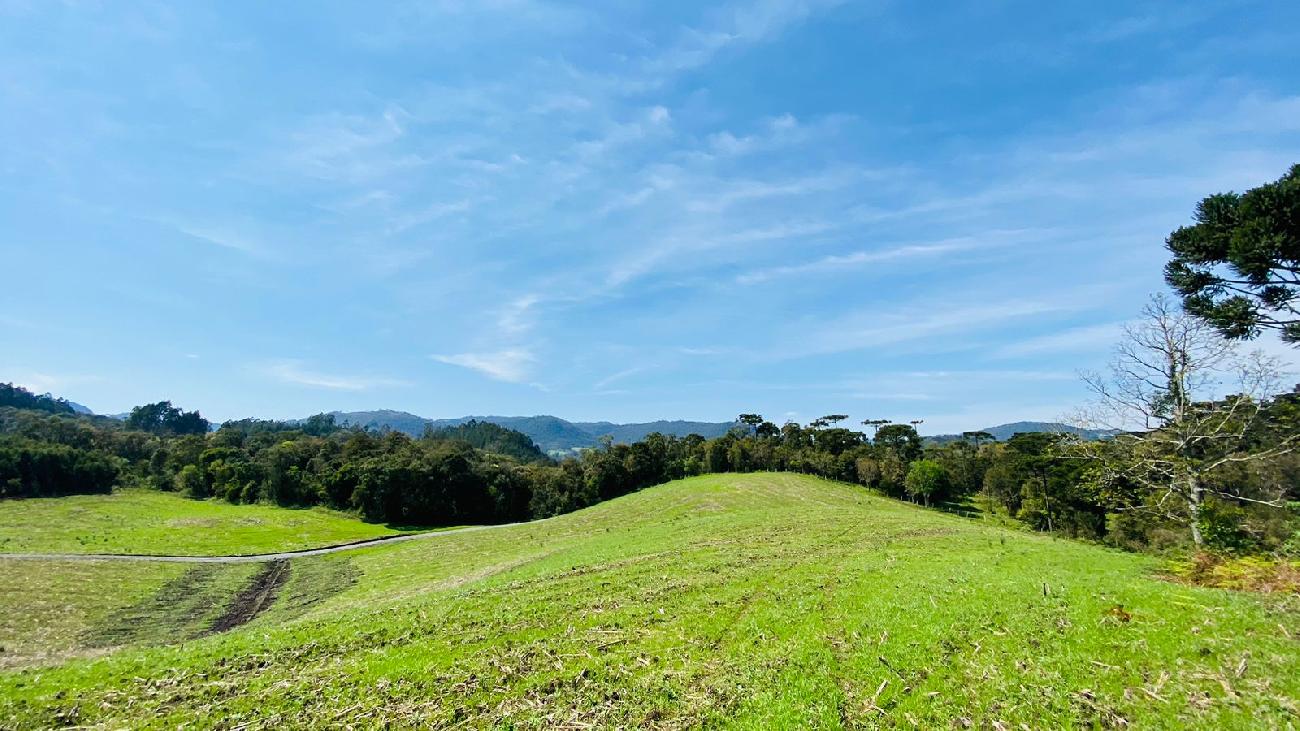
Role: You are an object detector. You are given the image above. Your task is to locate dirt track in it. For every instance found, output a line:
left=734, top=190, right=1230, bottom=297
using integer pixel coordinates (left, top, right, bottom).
left=210, top=560, right=291, bottom=632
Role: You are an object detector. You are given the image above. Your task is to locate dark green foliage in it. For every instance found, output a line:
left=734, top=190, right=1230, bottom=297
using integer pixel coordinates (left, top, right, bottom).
left=125, top=401, right=210, bottom=436
left=875, top=423, right=923, bottom=462
left=0, top=382, right=77, bottom=415
left=423, top=419, right=550, bottom=463
left=219, top=413, right=342, bottom=437
left=1195, top=500, right=1261, bottom=554
left=1165, top=163, right=1300, bottom=342
left=0, top=436, right=118, bottom=497
left=1001, top=433, right=1101, bottom=538
left=175, top=464, right=207, bottom=499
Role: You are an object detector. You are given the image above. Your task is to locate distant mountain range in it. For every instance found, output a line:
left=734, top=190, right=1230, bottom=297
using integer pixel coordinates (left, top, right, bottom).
left=86, top=403, right=1113, bottom=452
left=326, top=411, right=739, bottom=454
left=925, top=421, right=1118, bottom=444
left=326, top=412, right=1116, bottom=453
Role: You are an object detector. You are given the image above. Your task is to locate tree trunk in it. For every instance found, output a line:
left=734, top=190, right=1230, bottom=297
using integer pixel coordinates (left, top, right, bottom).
left=1187, top=476, right=1204, bottom=547
left=1041, top=475, right=1053, bottom=533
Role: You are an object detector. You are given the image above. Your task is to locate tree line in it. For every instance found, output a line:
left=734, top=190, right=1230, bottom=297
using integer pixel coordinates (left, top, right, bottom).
left=2, top=378, right=1295, bottom=554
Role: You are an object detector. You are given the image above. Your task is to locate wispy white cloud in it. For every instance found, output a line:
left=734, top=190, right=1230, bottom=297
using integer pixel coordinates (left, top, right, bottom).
left=277, top=106, right=422, bottom=183
left=346, top=0, right=590, bottom=50
left=845, top=390, right=935, bottom=401
left=384, top=198, right=474, bottom=235
left=261, top=360, right=408, bottom=391
left=790, top=298, right=1090, bottom=358
left=573, top=105, right=674, bottom=160
left=496, top=294, right=542, bottom=336
left=604, top=217, right=841, bottom=288
left=645, top=0, right=844, bottom=75
left=5, top=370, right=104, bottom=394
left=994, top=322, right=1127, bottom=358
left=593, top=365, right=649, bottom=390
left=705, top=112, right=850, bottom=157
left=685, top=169, right=859, bottom=213
left=736, top=237, right=982, bottom=284
left=10, top=372, right=64, bottom=393
left=431, top=349, right=536, bottom=383
left=1078, top=6, right=1214, bottom=45
left=895, top=369, right=1077, bottom=382
left=174, top=223, right=261, bottom=254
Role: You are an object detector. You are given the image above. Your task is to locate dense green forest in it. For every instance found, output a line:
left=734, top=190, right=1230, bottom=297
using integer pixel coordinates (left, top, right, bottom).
left=2, top=380, right=1296, bottom=555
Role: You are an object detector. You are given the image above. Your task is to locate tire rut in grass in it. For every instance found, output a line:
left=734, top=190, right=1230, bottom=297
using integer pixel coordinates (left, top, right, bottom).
left=84, top=563, right=253, bottom=648
left=210, top=559, right=291, bottom=633
left=271, top=555, right=360, bottom=622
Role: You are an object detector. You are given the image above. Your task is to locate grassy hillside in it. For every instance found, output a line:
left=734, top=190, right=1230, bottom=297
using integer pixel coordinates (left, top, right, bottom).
left=1, top=474, right=1297, bottom=728
left=0, top=489, right=407, bottom=556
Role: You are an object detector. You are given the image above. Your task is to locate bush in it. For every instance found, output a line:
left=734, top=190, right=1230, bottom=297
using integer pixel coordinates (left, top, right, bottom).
left=1196, top=500, right=1260, bottom=554
left=175, top=464, right=208, bottom=499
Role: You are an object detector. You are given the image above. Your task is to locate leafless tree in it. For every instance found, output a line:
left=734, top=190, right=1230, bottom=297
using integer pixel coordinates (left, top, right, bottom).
left=1073, top=294, right=1297, bottom=546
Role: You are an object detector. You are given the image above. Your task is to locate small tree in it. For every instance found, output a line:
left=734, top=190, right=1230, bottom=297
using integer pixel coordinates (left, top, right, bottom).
left=737, top=413, right=765, bottom=435
left=1075, top=294, right=1297, bottom=546
left=904, top=459, right=948, bottom=507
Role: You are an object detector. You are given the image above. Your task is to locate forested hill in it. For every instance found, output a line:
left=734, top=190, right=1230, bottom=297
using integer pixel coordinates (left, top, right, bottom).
left=926, top=421, right=1119, bottom=444
left=0, top=383, right=78, bottom=415
left=328, top=411, right=737, bottom=453
left=424, top=420, right=550, bottom=463
left=571, top=420, right=738, bottom=445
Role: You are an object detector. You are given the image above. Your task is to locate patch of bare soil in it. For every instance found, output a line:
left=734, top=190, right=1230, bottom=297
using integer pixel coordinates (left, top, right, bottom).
left=85, top=564, right=227, bottom=648
left=210, top=559, right=290, bottom=633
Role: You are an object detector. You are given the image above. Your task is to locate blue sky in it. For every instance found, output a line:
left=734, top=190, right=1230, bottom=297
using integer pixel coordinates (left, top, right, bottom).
left=2, top=1, right=1298, bottom=433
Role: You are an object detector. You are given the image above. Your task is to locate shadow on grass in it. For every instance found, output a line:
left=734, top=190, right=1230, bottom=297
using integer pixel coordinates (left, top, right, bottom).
left=935, top=496, right=982, bottom=518
left=382, top=523, right=473, bottom=533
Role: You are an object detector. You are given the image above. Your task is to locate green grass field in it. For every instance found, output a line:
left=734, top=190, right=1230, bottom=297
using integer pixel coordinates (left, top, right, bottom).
left=0, top=489, right=406, bottom=556
left=2, top=474, right=1297, bottom=728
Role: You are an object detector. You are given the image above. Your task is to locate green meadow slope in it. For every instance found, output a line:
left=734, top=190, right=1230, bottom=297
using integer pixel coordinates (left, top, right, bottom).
left=0, top=488, right=406, bottom=556
left=1, top=474, right=1297, bottom=728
